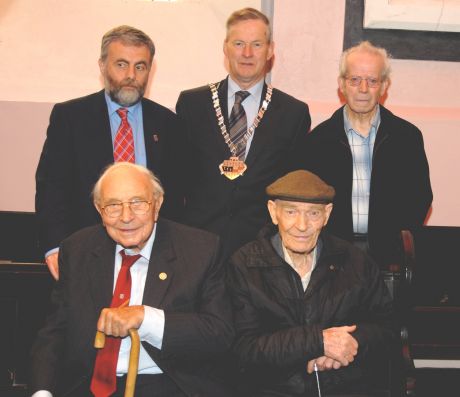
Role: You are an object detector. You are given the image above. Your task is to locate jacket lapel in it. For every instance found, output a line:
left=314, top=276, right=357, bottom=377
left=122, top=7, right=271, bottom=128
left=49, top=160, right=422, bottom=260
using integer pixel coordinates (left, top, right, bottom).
left=88, top=90, right=114, bottom=171
left=244, top=82, right=279, bottom=169
left=142, top=220, right=176, bottom=308
left=142, top=98, right=162, bottom=172
left=208, top=78, right=233, bottom=157
left=86, top=227, right=116, bottom=311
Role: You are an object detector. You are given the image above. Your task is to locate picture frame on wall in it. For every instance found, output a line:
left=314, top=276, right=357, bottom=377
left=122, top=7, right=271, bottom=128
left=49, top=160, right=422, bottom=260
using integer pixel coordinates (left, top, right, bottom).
left=343, top=0, right=460, bottom=61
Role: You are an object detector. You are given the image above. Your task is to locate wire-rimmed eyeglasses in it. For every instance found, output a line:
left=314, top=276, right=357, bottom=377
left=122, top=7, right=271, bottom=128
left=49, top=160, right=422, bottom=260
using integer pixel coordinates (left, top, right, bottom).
left=345, top=75, right=381, bottom=88
left=100, top=200, right=152, bottom=218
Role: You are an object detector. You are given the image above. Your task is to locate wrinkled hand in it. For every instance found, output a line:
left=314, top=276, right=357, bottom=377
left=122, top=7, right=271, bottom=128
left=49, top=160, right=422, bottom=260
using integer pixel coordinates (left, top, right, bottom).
left=307, top=356, right=342, bottom=374
left=322, top=325, right=358, bottom=366
left=97, top=305, right=144, bottom=337
left=45, top=252, right=59, bottom=280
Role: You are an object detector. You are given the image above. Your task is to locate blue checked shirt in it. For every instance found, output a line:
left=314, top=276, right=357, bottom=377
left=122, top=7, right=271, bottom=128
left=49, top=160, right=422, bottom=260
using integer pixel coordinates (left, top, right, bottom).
left=343, top=106, right=380, bottom=234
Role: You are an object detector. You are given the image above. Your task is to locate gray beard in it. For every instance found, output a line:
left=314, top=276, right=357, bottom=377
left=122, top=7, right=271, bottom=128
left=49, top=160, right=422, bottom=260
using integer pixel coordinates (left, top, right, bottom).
left=109, top=86, right=143, bottom=107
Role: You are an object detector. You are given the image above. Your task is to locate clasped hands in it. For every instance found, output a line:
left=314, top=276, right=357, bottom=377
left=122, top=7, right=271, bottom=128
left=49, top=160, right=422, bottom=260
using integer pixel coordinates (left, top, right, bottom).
left=307, top=325, right=358, bottom=374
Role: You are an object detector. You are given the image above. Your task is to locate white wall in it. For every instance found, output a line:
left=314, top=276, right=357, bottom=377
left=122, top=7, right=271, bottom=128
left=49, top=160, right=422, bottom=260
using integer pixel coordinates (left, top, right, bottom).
left=0, top=0, right=459, bottom=226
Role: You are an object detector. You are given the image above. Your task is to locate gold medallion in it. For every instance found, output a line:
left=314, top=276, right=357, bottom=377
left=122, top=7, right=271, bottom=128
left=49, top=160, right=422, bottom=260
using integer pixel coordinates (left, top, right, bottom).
left=209, top=82, right=272, bottom=180
left=219, top=157, right=247, bottom=180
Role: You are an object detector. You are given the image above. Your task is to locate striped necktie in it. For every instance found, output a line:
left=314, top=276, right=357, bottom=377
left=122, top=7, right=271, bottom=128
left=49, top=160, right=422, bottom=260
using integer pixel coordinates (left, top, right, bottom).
left=228, top=90, right=250, bottom=160
left=113, top=108, right=135, bottom=163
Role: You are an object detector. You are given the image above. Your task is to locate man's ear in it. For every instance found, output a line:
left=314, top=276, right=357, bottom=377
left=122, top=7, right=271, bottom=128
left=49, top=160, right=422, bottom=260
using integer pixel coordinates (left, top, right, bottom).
left=154, top=195, right=164, bottom=221
left=267, top=200, right=278, bottom=225
left=267, top=40, right=275, bottom=61
left=323, top=203, right=333, bottom=226
left=338, top=76, right=346, bottom=96
left=94, top=201, right=102, bottom=215
left=98, top=58, right=105, bottom=75
left=94, top=201, right=106, bottom=226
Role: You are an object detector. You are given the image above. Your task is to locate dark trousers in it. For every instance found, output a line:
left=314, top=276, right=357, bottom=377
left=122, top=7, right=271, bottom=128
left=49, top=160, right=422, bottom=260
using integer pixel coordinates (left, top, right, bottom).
left=63, top=374, right=186, bottom=397
left=114, top=374, right=186, bottom=397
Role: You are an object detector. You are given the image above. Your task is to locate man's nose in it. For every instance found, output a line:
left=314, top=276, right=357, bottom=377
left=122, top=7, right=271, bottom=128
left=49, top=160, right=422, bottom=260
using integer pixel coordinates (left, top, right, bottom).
left=296, top=213, right=309, bottom=231
left=358, top=78, right=369, bottom=92
left=126, top=65, right=136, bottom=80
left=120, top=203, right=135, bottom=222
left=242, top=44, right=253, bottom=57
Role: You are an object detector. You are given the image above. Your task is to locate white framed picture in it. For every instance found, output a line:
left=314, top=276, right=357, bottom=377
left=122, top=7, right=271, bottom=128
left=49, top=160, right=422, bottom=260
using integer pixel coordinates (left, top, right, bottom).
left=364, top=0, right=460, bottom=32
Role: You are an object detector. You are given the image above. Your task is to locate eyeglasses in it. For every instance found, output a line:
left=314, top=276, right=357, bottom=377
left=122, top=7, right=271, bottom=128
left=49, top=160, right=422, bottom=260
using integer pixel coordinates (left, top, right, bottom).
left=101, top=200, right=152, bottom=218
left=345, top=76, right=381, bottom=88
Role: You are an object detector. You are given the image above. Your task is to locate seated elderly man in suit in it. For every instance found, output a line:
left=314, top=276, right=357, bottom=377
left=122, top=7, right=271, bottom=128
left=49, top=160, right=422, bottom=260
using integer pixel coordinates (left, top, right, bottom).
left=228, top=170, right=394, bottom=396
left=30, top=162, right=234, bottom=397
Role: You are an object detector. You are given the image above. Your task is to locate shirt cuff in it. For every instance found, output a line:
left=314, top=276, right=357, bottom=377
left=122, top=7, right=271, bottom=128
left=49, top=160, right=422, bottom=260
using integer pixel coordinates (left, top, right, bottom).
left=138, top=306, right=164, bottom=349
left=31, top=391, right=52, bottom=397
left=45, top=247, right=59, bottom=258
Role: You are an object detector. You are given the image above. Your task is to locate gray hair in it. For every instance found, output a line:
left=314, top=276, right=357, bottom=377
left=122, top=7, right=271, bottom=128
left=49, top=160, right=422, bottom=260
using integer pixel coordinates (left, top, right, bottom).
left=93, top=162, right=164, bottom=205
left=226, top=7, right=272, bottom=43
left=100, top=25, right=155, bottom=63
left=339, top=41, right=391, bottom=81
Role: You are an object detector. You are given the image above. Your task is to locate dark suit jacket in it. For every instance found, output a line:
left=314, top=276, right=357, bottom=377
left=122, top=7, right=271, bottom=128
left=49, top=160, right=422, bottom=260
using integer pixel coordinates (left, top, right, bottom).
left=304, top=105, right=433, bottom=264
left=35, top=90, right=185, bottom=256
left=29, top=219, right=234, bottom=397
left=176, top=78, right=311, bottom=259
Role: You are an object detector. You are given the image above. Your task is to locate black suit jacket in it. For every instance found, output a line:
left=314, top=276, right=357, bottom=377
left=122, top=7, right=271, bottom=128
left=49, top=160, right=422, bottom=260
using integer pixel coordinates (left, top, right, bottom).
left=176, top=78, right=311, bottom=259
left=35, top=90, right=185, bottom=255
left=304, top=105, right=433, bottom=264
left=29, top=219, right=234, bottom=397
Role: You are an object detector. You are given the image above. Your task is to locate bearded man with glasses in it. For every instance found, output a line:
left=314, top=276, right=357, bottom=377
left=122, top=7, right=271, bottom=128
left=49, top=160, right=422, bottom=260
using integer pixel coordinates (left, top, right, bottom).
left=303, top=41, right=432, bottom=267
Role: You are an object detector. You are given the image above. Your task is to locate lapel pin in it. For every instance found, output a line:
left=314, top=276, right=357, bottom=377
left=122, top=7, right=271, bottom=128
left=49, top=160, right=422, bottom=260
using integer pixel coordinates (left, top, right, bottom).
left=159, top=272, right=167, bottom=280
left=329, top=265, right=335, bottom=271
left=153, top=134, right=159, bottom=142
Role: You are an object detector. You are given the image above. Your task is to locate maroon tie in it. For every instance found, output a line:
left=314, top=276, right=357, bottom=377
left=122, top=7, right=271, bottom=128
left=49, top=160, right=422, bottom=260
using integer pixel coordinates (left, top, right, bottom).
left=90, top=251, right=141, bottom=397
left=113, top=108, right=135, bottom=163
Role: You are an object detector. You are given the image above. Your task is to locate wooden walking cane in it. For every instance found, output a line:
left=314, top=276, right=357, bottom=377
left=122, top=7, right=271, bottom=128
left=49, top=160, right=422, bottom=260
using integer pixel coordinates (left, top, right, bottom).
left=94, top=329, right=140, bottom=397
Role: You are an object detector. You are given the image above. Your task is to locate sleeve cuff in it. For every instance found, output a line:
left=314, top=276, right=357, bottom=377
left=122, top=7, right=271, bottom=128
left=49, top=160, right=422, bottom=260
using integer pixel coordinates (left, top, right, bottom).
left=138, top=306, right=165, bottom=349
left=31, top=391, right=53, bottom=397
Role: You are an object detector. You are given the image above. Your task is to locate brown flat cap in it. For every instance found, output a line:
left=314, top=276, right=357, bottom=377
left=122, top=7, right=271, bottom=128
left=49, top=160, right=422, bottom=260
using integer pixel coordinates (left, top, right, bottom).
left=266, top=170, right=335, bottom=203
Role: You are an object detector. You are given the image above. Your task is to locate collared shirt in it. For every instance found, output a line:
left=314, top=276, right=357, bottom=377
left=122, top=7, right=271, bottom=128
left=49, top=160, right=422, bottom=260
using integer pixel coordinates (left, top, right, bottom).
left=271, top=233, right=321, bottom=292
left=343, top=106, right=381, bottom=234
left=227, top=76, right=264, bottom=158
left=115, top=227, right=165, bottom=375
left=282, top=244, right=318, bottom=291
left=105, top=92, right=147, bottom=166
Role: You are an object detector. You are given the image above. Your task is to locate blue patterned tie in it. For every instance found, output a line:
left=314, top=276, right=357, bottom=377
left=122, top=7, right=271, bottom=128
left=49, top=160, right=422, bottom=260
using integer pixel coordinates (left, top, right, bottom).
left=228, top=91, right=250, bottom=160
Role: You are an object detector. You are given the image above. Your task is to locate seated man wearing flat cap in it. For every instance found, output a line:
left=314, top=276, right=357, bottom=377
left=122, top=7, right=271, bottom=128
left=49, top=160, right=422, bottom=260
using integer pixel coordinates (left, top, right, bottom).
left=228, top=170, right=394, bottom=396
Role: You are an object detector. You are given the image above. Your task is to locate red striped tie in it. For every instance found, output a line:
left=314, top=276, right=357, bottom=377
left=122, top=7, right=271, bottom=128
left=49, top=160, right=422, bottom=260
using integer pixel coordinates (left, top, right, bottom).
left=113, top=108, right=135, bottom=163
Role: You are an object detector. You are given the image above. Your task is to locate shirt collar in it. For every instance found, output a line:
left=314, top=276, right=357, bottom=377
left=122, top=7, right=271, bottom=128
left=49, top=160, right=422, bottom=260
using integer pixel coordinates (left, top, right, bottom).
left=228, top=76, right=264, bottom=102
left=343, top=105, right=381, bottom=136
left=116, top=223, right=157, bottom=261
left=104, top=92, right=142, bottom=118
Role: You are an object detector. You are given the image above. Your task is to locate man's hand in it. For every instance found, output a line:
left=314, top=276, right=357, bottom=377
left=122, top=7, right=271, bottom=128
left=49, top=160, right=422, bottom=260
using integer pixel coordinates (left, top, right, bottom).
left=322, top=325, right=358, bottom=366
left=97, top=305, right=145, bottom=337
left=307, top=356, right=342, bottom=374
left=45, top=252, right=59, bottom=280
